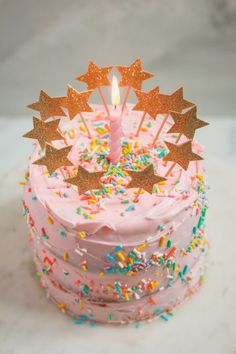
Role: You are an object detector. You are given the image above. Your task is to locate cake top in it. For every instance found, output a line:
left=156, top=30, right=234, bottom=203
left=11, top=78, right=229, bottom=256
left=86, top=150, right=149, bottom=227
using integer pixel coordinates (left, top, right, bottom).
left=23, top=59, right=209, bottom=238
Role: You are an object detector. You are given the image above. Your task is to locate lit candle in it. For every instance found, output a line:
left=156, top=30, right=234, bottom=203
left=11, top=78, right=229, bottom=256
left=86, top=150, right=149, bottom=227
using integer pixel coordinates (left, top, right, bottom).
left=108, top=76, right=123, bottom=165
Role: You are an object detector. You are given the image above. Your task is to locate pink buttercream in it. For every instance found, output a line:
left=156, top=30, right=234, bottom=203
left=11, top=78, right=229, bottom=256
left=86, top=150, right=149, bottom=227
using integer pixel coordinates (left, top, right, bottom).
left=23, top=104, right=208, bottom=324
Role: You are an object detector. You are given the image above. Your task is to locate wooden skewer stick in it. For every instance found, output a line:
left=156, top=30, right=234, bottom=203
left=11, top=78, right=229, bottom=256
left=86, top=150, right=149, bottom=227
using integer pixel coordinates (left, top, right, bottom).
left=165, top=162, right=177, bottom=178
left=121, top=86, right=131, bottom=113
left=79, top=112, right=92, bottom=137
left=90, top=189, right=97, bottom=201
left=133, top=188, right=142, bottom=203
left=152, top=113, right=169, bottom=145
left=175, top=132, right=182, bottom=144
left=98, top=86, right=110, bottom=116
left=135, top=112, right=147, bottom=137
left=52, top=115, right=69, bottom=146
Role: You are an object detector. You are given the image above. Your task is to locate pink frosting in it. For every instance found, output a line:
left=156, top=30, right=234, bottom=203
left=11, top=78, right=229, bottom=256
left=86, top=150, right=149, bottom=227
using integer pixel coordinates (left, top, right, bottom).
left=22, top=104, right=208, bottom=324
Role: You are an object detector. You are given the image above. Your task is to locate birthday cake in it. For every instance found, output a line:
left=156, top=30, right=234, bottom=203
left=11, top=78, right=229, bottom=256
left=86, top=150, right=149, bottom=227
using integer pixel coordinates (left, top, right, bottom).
left=22, top=59, right=209, bottom=325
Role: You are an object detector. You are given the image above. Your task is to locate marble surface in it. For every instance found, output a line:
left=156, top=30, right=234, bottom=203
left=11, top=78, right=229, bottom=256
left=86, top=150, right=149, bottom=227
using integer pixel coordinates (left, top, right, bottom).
left=0, top=158, right=235, bottom=354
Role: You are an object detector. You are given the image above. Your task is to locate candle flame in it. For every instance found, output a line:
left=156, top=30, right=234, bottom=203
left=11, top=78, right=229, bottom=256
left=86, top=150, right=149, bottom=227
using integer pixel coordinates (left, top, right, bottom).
left=111, top=75, right=120, bottom=107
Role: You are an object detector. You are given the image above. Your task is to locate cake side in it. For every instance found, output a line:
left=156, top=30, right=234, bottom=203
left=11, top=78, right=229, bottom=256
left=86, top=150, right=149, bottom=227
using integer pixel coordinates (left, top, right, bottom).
left=22, top=104, right=208, bottom=324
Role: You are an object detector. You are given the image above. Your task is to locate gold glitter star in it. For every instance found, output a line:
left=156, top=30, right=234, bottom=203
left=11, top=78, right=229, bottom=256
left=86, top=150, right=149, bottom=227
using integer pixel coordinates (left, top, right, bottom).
left=167, top=106, right=209, bottom=139
left=33, top=144, right=73, bottom=175
left=158, top=87, right=194, bottom=113
left=23, top=116, right=63, bottom=148
left=62, top=85, right=93, bottom=119
left=76, top=61, right=113, bottom=89
left=127, top=164, right=166, bottom=194
left=132, top=87, right=161, bottom=119
left=117, top=58, right=154, bottom=90
left=65, top=166, right=104, bottom=194
left=163, top=141, right=203, bottom=170
left=27, top=90, right=66, bottom=121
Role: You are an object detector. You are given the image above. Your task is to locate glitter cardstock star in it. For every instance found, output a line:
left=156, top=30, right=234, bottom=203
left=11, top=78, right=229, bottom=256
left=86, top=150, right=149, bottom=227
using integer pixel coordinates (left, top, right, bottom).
left=117, top=58, right=154, bottom=90
left=127, top=164, right=166, bottom=194
left=76, top=61, right=113, bottom=89
left=132, top=87, right=161, bottom=119
left=23, top=116, right=63, bottom=148
left=167, top=106, right=209, bottom=139
left=62, top=85, right=93, bottom=119
left=65, top=166, right=104, bottom=194
left=33, top=144, right=73, bottom=175
left=27, top=90, right=66, bottom=121
left=159, top=87, right=194, bottom=113
left=163, top=141, right=203, bottom=170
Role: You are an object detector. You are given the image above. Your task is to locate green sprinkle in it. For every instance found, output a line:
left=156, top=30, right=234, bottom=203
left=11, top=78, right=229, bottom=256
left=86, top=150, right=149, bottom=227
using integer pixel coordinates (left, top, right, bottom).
left=109, top=312, right=113, bottom=321
left=41, top=234, right=48, bottom=239
left=60, top=231, right=66, bottom=237
left=121, top=199, right=130, bottom=204
left=198, top=216, right=204, bottom=228
left=167, top=239, right=172, bottom=248
left=77, top=207, right=83, bottom=215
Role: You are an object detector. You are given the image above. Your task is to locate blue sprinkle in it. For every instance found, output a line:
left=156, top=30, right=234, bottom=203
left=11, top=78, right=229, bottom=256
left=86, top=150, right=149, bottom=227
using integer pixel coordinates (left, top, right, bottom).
left=160, top=314, right=169, bottom=321
left=106, top=253, right=115, bottom=261
left=154, top=308, right=162, bottom=315
left=126, top=204, right=135, bottom=212
left=114, top=245, right=123, bottom=253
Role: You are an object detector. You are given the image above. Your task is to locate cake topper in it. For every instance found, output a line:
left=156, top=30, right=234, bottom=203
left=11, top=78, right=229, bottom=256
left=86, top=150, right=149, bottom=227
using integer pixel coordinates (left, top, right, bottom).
left=33, top=144, right=73, bottom=175
left=127, top=164, right=166, bottom=202
left=116, top=58, right=154, bottom=112
left=76, top=61, right=113, bottom=116
left=167, top=106, right=209, bottom=143
left=64, top=165, right=104, bottom=196
left=62, top=85, right=93, bottom=137
left=163, top=141, right=203, bottom=177
left=24, top=59, right=209, bottom=205
left=23, top=117, right=63, bottom=148
left=132, top=87, right=160, bottom=136
left=152, top=88, right=194, bottom=145
left=27, top=90, right=66, bottom=121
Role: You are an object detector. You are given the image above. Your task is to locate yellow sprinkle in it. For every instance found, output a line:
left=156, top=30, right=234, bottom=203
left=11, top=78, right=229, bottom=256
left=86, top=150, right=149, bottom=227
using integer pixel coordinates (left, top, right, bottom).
left=141, top=127, right=148, bottom=131
left=176, top=265, right=180, bottom=272
left=137, top=243, right=146, bottom=251
left=78, top=231, right=86, bottom=239
left=117, top=251, right=125, bottom=261
left=124, top=293, right=129, bottom=301
left=19, top=181, right=26, bottom=186
left=63, top=252, right=69, bottom=261
left=159, top=180, right=166, bottom=185
left=99, top=272, right=104, bottom=277
left=47, top=216, right=54, bottom=225
left=82, top=264, right=87, bottom=271
left=58, top=303, right=65, bottom=309
left=134, top=141, right=139, bottom=148
left=80, top=125, right=86, bottom=132
left=159, top=235, right=166, bottom=247
left=196, top=174, right=203, bottom=181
